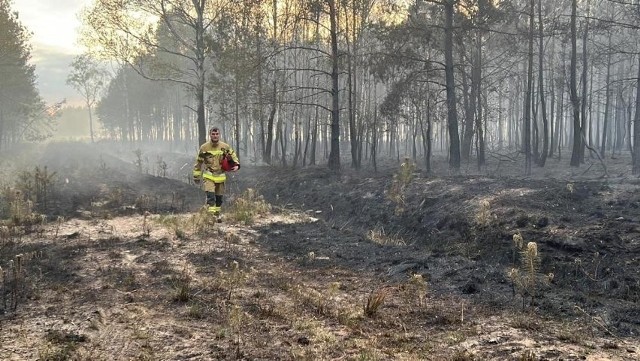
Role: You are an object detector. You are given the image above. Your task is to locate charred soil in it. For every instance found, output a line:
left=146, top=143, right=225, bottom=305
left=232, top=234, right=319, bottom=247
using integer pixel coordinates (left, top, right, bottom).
left=0, top=142, right=638, bottom=360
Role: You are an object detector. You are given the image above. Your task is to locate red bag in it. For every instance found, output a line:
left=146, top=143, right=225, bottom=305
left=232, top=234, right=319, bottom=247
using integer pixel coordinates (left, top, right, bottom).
left=221, top=156, right=233, bottom=171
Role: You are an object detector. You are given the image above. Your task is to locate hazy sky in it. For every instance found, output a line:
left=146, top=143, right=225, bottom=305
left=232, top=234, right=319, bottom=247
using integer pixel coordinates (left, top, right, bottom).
left=13, top=0, right=88, bottom=106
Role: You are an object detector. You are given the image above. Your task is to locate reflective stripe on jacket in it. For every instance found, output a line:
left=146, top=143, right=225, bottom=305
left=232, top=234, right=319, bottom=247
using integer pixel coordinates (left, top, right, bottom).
left=193, top=140, right=238, bottom=183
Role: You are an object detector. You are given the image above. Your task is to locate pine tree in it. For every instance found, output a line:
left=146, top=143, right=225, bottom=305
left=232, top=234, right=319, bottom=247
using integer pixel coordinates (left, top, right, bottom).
left=0, top=0, right=47, bottom=148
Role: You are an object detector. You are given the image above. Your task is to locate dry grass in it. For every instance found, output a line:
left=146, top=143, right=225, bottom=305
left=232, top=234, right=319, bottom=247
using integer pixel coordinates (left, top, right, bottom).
left=226, top=188, right=271, bottom=225
left=0, top=209, right=636, bottom=360
left=3, top=144, right=639, bottom=360
left=363, top=287, right=389, bottom=318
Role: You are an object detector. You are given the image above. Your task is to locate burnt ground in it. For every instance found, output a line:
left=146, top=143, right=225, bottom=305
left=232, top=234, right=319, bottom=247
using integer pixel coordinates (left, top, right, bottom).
left=0, top=141, right=638, bottom=360
left=245, top=161, right=640, bottom=333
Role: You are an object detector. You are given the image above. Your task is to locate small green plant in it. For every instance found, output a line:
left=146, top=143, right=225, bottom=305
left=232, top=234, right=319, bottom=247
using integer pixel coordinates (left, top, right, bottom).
left=219, top=260, right=248, bottom=300
left=187, top=302, right=206, bottom=319
left=33, top=166, right=56, bottom=211
left=398, top=157, right=416, bottom=183
left=387, top=158, right=415, bottom=215
left=450, top=350, right=475, bottom=361
left=189, top=206, right=219, bottom=236
left=566, top=183, right=575, bottom=194
left=2, top=254, right=25, bottom=311
left=106, top=187, right=124, bottom=207
left=556, top=325, right=582, bottom=343
left=507, top=238, right=552, bottom=309
left=98, top=155, right=109, bottom=175
left=135, top=194, right=151, bottom=212
left=0, top=225, right=9, bottom=244
left=38, top=342, right=78, bottom=361
left=4, top=188, right=33, bottom=226
left=367, top=226, right=406, bottom=246
left=172, top=265, right=192, bottom=302
left=11, top=166, right=56, bottom=214
left=54, top=216, right=64, bottom=238
left=403, top=273, right=428, bottom=307
left=225, top=231, right=241, bottom=244
left=227, top=304, right=244, bottom=359
left=134, top=149, right=144, bottom=174
left=157, top=215, right=187, bottom=240
left=142, top=211, right=152, bottom=237
left=223, top=231, right=242, bottom=252
left=170, top=192, right=186, bottom=212
left=357, top=349, right=382, bottom=361
left=519, top=349, right=537, bottom=361
left=121, top=270, right=137, bottom=290
left=475, top=199, right=492, bottom=227
left=157, top=156, right=168, bottom=177
left=226, top=188, right=271, bottom=225
left=173, top=227, right=187, bottom=240
left=509, top=314, right=542, bottom=331
left=512, top=232, right=524, bottom=265
left=292, top=282, right=341, bottom=317
left=364, top=287, right=388, bottom=317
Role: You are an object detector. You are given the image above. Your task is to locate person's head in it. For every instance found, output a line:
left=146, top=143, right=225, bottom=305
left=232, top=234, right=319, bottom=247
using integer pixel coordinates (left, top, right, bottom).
left=209, top=127, right=220, bottom=143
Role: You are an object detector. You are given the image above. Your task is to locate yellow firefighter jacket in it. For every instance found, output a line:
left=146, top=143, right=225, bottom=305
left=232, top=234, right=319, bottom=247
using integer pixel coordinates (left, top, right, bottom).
left=193, top=141, right=240, bottom=187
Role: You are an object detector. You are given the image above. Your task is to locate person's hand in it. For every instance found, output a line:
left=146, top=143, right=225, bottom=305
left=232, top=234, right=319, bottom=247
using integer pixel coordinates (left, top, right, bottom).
left=231, top=165, right=239, bottom=172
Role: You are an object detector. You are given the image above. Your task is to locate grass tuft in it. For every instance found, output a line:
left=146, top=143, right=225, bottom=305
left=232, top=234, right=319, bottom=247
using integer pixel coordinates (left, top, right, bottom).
left=364, top=287, right=388, bottom=318
left=226, top=188, right=271, bottom=225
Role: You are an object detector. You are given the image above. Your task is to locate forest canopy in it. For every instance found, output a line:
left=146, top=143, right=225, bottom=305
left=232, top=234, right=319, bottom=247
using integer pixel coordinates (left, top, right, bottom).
left=0, top=0, right=58, bottom=149
left=6, top=0, right=640, bottom=175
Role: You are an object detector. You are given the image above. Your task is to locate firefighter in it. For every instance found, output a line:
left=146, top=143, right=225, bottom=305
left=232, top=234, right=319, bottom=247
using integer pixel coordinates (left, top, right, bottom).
left=192, top=126, right=240, bottom=219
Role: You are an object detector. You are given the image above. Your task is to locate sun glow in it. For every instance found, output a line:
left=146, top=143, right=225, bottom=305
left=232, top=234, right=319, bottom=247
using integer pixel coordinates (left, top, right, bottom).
left=12, top=0, right=85, bottom=55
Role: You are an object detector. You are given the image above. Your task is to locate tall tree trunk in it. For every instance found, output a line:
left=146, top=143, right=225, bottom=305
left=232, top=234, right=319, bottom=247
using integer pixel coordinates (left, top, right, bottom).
left=537, top=0, right=549, bottom=166
left=474, top=33, right=485, bottom=169
left=263, top=0, right=279, bottom=164
left=257, top=22, right=265, bottom=161
left=419, top=90, right=432, bottom=174
left=444, top=0, right=461, bottom=170
left=601, top=33, right=613, bottom=158
left=569, top=0, right=582, bottom=167
left=87, top=104, right=95, bottom=143
left=498, top=92, right=504, bottom=149
left=277, top=112, right=287, bottom=167
left=556, top=43, right=567, bottom=159
left=371, top=83, right=378, bottom=172
left=523, top=0, right=534, bottom=175
left=293, top=120, right=301, bottom=167
left=579, top=0, right=590, bottom=162
left=632, top=57, right=640, bottom=174
left=460, top=47, right=474, bottom=162
left=264, top=91, right=276, bottom=164
left=346, top=2, right=360, bottom=170
left=194, top=0, right=207, bottom=145
left=311, top=106, right=318, bottom=165
left=303, top=115, right=311, bottom=166
left=327, top=0, right=341, bottom=170
left=548, top=37, right=556, bottom=158
left=0, top=107, right=4, bottom=150
left=234, top=75, right=241, bottom=157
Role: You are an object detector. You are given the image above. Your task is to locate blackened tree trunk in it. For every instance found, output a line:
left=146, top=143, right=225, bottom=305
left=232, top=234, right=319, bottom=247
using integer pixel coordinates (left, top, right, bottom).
left=569, top=0, right=583, bottom=167
left=444, top=0, right=460, bottom=170
left=523, top=0, right=534, bottom=175
left=601, top=33, right=613, bottom=158
left=327, top=0, right=341, bottom=170
left=632, top=57, right=640, bottom=174
left=536, top=0, right=549, bottom=167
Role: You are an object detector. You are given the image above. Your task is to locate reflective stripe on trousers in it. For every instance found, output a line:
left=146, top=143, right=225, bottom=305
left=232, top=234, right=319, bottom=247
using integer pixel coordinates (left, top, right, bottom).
left=203, top=171, right=226, bottom=183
